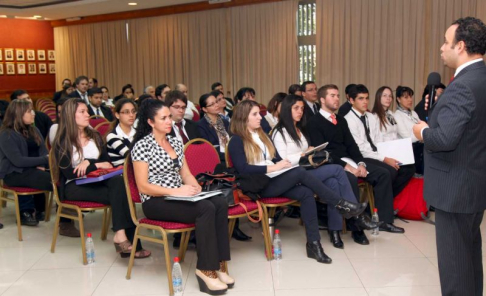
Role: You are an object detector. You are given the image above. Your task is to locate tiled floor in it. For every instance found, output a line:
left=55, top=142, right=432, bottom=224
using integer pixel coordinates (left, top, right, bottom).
left=0, top=203, right=483, bottom=296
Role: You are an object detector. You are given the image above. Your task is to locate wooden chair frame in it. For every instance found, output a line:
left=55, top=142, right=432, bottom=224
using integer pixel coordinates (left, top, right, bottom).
left=0, top=180, right=52, bottom=241
left=123, top=158, right=194, bottom=296
left=358, top=180, right=375, bottom=215
left=48, top=150, right=111, bottom=265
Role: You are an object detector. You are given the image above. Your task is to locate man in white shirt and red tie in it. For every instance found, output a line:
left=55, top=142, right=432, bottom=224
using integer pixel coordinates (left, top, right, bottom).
left=166, top=90, right=200, bottom=144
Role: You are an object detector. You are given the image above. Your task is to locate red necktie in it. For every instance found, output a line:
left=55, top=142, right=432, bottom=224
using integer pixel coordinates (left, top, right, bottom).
left=449, top=76, right=454, bottom=84
left=175, top=122, right=189, bottom=144
left=330, top=114, right=337, bottom=125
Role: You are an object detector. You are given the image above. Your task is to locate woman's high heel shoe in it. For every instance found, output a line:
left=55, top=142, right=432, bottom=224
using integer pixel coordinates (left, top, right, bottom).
left=335, top=199, right=367, bottom=219
left=196, top=269, right=228, bottom=295
left=216, top=261, right=235, bottom=288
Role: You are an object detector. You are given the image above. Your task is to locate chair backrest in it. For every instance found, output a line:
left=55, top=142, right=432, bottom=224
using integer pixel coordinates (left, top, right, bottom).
left=123, top=157, right=141, bottom=225
left=192, top=110, right=200, bottom=122
left=259, top=103, right=268, bottom=116
left=94, top=121, right=111, bottom=137
left=183, top=138, right=220, bottom=176
left=225, top=138, right=234, bottom=168
left=89, top=116, right=108, bottom=127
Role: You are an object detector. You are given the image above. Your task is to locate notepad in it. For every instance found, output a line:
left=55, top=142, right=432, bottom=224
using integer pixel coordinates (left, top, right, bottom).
left=165, top=190, right=223, bottom=202
left=376, top=138, right=415, bottom=165
left=75, top=169, right=123, bottom=185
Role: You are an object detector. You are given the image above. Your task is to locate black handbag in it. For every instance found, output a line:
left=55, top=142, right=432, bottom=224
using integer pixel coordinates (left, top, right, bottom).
left=196, top=173, right=238, bottom=206
left=299, top=149, right=332, bottom=169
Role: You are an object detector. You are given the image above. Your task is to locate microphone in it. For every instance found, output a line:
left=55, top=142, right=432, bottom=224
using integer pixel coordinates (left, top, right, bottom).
left=426, top=72, right=441, bottom=121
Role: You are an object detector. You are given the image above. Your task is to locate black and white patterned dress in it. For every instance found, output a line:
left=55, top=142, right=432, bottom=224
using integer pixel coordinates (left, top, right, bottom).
left=131, top=134, right=184, bottom=203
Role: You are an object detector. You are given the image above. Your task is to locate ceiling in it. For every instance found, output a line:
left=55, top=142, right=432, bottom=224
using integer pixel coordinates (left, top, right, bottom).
left=0, top=0, right=205, bottom=20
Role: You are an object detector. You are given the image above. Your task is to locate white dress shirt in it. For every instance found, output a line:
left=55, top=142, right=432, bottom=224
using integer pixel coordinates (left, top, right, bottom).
left=373, top=110, right=399, bottom=142
left=251, top=131, right=274, bottom=165
left=264, top=113, right=278, bottom=129
left=394, top=107, right=420, bottom=142
left=344, top=108, right=385, bottom=161
left=184, top=100, right=199, bottom=120
left=272, top=127, right=308, bottom=166
left=77, top=90, right=89, bottom=105
left=318, top=108, right=334, bottom=123
left=90, top=105, right=104, bottom=118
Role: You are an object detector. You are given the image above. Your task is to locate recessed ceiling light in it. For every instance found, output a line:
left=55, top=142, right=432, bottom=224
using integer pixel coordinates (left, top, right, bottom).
left=33, top=15, right=42, bottom=18
left=128, top=2, right=137, bottom=5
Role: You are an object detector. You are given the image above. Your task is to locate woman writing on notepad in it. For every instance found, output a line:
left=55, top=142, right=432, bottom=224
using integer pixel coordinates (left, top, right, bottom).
left=51, top=98, right=150, bottom=259
left=228, top=100, right=371, bottom=264
left=272, top=95, right=380, bottom=249
left=130, top=99, right=233, bottom=295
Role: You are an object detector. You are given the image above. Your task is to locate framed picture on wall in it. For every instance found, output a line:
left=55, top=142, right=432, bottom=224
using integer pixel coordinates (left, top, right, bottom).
left=17, top=63, right=26, bottom=75
left=48, top=50, right=55, bottom=61
left=37, top=49, right=46, bottom=61
left=5, top=49, right=14, bottom=61
left=28, top=63, right=36, bottom=74
left=6, top=62, right=15, bottom=75
left=39, top=63, right=47, bottom=74
left=16, top=49, right=25, bottom=61
left=0, top=64, right=3, bottom=75
left=27, top=49, right=35, bottom=61
left=0, top=49, right=2, bottom=61
left=48, top=63, right=56, bottom=74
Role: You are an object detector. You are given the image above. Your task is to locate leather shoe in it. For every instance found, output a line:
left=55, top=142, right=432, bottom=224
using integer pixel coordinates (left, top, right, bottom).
left=35, top=211, right=45, bottom=222
left=351, top=230, right=370, bottom=245
left=379, top=223, right=405, bottom=233
left=353, top=214, right=383, bottom=230
left=328, top=231, right=344, bottom=249
left=285, top=206, right=301, bottom=219
left=20, top=211, right=38, bottom=226
left=335, top=199, right=366, bottom=219
left=306, top=241, right=332, bottom=264
left=59, top=221, right=80, bottom=237
left=232, top=227, right=252, bottom=241
left=195, top=269, right=228, bottom=295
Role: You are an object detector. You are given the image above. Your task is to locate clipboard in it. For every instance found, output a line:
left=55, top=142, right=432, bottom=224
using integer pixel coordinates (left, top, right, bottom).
left=303, top=142, right=329, bottom=156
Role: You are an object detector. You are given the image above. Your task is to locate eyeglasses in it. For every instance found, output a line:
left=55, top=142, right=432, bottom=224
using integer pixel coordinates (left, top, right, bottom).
left=171, top=105, right=187, bottom=111
left=206, top=98, right=223, bottom=108
left=119, top=110, right=137, bottom=115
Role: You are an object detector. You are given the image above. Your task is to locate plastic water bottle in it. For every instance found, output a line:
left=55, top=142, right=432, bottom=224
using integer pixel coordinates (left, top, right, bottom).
left=86, top=233, right=95, bottom=264
left=371, top=208, right=380, bottom=236
left=273, top=229, right=282, bottom=260
left=172, top=257, right=183, bottom=296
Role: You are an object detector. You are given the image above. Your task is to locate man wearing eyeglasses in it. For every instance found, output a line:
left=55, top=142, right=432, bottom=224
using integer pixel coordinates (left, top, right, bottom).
left=166, top=90, right=200, bottom=145
left=87, top=88, right=114, bottom=121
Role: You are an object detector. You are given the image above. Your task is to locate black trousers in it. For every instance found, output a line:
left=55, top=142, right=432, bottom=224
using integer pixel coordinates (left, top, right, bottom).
left=64, top=175, right=141, bottom=251
left=346, top=161, right=395, bottom=223
left=143, top=195, right=230, bottom=271
left=364, top=158, right=415, bottom=197
left=435, top=208, right=483, bottom=296
left=412, top=142, right=424, bottom=175
left=4, top=168, right=51, bottom=213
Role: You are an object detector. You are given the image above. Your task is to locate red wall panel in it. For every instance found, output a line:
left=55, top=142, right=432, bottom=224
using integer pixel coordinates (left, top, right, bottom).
left=0, top=19, right=56, bottom=101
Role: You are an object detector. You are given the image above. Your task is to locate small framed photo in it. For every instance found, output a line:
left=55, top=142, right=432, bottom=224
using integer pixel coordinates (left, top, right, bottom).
left=5, top=48, right=14, bottom=61
left=27, top=49, right=35, bottom=61
left=48, top=50, right=55, bottom=61
left=0, top=63, right=4, bottom=75
left=48, top=63, right=56, bottom=74
left=17, top=63, right=26, bottom=74
left=0, top=49, right=2, bottom=61
left=6, top=62, right=15, bottom=75
left=16, top=49, right=25, bottom=61
left=28, top=63, right=36, bottom=74
left=39, top=63, right=47, bottom=74
left=37, top=49, right=46, bottom=61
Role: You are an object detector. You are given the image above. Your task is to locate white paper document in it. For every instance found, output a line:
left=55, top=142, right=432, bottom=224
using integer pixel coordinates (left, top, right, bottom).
left=341, top=157, right=369, bottom=175
left=266, top=165, right=299, bottom=178
left=165, top=190, right=222, bottom=202
left=376, top=138, right=415, bottom=165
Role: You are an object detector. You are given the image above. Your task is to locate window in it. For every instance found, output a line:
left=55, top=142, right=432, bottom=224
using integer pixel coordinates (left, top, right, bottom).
left=297, top=0, right=316, bottom=84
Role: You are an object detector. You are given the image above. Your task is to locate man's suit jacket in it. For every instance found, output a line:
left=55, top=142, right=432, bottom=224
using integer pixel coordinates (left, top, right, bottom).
left=53, top=91, right=62, bottom=103
left=68, top=91, right=81, bottom=99
left=303, top=100, right=318, bottom=122
left=423, top=61, right=486, bottom=214
left=169, top=119, right=200, bottom=141
left=88, top=105, right=114, bottom=121
left=338, top=101, right=352, bottom=117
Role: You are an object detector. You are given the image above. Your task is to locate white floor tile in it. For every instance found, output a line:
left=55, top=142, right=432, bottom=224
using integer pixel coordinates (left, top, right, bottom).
left=406, top=235, right=437, bottom=257
left=0, top=247, right=48, bottom=271
left=0, top=271, right=25, bottom=295
left=366, top=285, right=442, bottom=296
left=275, top=287, right=368, bottom=296
left=345, top=233, right=424, bottom=259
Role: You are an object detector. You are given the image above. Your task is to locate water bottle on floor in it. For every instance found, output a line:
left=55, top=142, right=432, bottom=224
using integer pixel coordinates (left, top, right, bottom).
left=371, top=209, right=380, bottom=236
left=273, top=229, right=282, bottom=260
left=86, top=233, right=95, bottom=264
left=172, top=257, right=183, bottom=296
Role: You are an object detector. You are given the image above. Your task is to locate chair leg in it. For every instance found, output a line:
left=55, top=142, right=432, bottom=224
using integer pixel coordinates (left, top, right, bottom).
left=178, top=231, right=190, bottom=263
left=227, top=218, right=237, bottom=242
left=126, top=226, right=140, bottom=280
left=104, top=208, right=112, bottom=240
left=13, top=194, right=22, bottom=241
left=161, top=230, right=174, bottom=296
left=342, top=218, right=347, bottom=234
left=50, top=206, right=62, bottom=253
left=101, top=208, right=108, bottom=240
left=44, top=192, right=52, bottom=222
left=261, top=205, right=273, bottom=260
left=78, top=208, right=87, bottom=265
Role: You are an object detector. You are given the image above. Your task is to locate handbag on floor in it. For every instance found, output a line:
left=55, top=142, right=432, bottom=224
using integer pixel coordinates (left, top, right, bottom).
left=393, top=177, right=430, bottom=221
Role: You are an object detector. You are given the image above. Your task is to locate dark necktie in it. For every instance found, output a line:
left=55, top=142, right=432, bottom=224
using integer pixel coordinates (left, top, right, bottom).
left=313, top=103, right=319, bottom=114
left=175, top=122, right=189, bottom=144
left=96, top=108, right=100, bottom=116
left=352, top=110, right=377, bottom=152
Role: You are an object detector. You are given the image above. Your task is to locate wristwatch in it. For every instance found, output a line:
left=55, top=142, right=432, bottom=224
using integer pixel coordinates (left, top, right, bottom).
left=357, top=161, right=367, bottom=168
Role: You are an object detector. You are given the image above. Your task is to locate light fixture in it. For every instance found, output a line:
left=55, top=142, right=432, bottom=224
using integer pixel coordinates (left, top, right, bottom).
left=128, top=2, right=137, bottom=5
left=33, top=15, right=42, bottom=18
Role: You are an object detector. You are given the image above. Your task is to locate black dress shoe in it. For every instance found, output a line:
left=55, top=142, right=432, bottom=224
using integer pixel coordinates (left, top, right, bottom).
left=353, top=214, right=384, bottom=230
left=36, top=211, right=45, bottom=222
left=335, top=199, right=366, bottom=219
left=20, top=211, right=39, bottom=226
left=285, top=206, right=301, bottom=219
left=328, top=231, right=344, bottom=249
left=0, top=223, right=3, bottom=229
left=306, top=241, right=332, bottom=264
left=232, top=226, right=252, bottom=241
left=379, top=223, right=405, bottom=233
left=351, top=230, right=370, bottom=245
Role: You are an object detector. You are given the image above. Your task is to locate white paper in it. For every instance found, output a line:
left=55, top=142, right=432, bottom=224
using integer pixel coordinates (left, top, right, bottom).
left=266, top=165, right=299, bottom=178
left=165, top=190, right=222, bottom=202
left=376, top=138, right=415, bottom=165
left=341, top=157, right=369, bottom=175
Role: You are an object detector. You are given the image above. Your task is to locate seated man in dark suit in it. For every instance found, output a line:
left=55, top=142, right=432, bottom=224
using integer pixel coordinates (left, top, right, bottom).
left=87, top=88, right=114, bottom=121
left=166, top=90, right=200, bottom=143
left=337, top=83, right=356, bottom=117
left=68, top=75, right=90, bottom=105
left=307, top=84, right=404, bottom=234
left=53, top=78, right=71, bottom=103
left=10, top=90, right=52, bottom=139
left=301, top=81, right=320, bottom=120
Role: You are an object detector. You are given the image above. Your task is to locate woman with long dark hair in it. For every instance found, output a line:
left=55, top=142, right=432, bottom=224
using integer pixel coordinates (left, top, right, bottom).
left=228, top=100, right=368, bottom=264
left=272, top=95, right=380, bottom=248
left=371, top=86, right=399, bottom=142
left=51, top=98, right=150, bottom=258
left=131, top=99, right=233, bottom=295
left=106, top=98, right=137, bottom=167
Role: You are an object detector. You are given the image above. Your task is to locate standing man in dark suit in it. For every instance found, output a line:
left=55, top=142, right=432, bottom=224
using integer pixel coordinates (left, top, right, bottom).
left=301, top=81, right=320, bottom=120
left=166, top=90, right=200, bottom=143
left=87, top=88, right=114, bottom=121
left=413, top=17, right=486, bottom=296
left=69, top=76, right=89, bottom=105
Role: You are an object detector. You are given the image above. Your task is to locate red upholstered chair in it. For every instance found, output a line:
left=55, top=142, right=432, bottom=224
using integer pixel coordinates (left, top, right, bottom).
left=123, top=157, right=194, bottom=296
left=48, top=150, right=112, bottom=265
left=0, top=180, right=53, bottom=241
left=192, top=109, right=200, bottom=122
left=94, top=121, right=111, bottom=137
left=259, top=103, right=268, bottom=116
left=89, top=116, right=108, bottom=128
left=225, top=138, right=297, bottom=260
